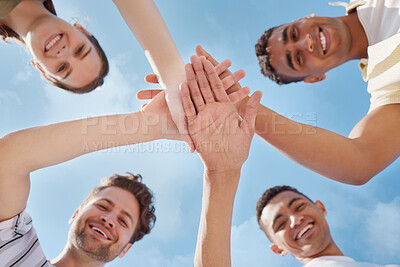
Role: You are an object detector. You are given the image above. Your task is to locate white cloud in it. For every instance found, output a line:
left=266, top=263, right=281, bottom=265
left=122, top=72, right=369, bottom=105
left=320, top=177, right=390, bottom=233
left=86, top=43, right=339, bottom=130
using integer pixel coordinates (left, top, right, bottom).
left=13, top=64, right=35, bottom=84
left=42, top=54, right=141, bottom=123
left=231, top=216, right=298, bottom=267
left=0, top=91, right=22, bottom=105
left=363, top=197, right=400, bottom=261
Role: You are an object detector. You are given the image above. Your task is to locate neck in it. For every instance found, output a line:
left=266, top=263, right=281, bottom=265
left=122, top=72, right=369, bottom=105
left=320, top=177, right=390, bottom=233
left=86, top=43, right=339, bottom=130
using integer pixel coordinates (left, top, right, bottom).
left=297, top=239, right=343, bottom=265
left=1, top=0, right=51, bottom=40
left=341, top=11, right=369, bottom=60
left=51, top=243, right=105, bottom=267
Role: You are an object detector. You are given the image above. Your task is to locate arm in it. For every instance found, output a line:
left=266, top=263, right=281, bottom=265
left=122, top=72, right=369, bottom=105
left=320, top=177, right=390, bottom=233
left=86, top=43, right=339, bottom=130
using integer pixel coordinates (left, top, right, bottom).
left=195, top=45, right=400, bottom=185
left=112, top=0, right=190, bottom=148
left=0, top=96, right=177, bottom=222
left=180, top=55, right=261, bottom=266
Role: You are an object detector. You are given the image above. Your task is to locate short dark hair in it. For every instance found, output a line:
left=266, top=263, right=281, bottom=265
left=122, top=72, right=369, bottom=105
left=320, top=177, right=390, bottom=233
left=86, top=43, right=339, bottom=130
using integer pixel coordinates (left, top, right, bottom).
left=80, top=173, right=156, bottom=244
left=255, top=27, right=304, bottom=85
left=256, top=185, right=312, bottom=238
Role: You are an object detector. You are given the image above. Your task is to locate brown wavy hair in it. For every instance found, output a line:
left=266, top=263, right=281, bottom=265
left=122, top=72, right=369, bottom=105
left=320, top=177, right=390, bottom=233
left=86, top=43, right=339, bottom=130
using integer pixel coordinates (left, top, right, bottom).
left=0, top=0, right=109, bottom=93
left=80, top=173, right=156, bottom=244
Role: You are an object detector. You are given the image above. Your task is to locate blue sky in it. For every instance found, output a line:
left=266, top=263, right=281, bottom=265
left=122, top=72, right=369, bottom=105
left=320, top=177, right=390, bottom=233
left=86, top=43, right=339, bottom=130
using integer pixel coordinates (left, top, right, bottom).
left=1, top=0, right=400, bottom=266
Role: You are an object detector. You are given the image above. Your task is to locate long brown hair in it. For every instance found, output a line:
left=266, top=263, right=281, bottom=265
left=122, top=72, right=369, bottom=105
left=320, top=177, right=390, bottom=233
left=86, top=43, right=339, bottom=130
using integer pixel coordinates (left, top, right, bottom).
left=0, top=0, right=109, bottom=93
left=0, top=0, right=56, bottom=43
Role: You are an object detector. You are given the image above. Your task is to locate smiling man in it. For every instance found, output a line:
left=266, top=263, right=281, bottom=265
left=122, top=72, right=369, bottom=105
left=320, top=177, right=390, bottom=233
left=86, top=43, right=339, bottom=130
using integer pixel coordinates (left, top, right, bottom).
left=201, top=0, right=400, bottom=185
left=256, top=185, right=400, bottom=266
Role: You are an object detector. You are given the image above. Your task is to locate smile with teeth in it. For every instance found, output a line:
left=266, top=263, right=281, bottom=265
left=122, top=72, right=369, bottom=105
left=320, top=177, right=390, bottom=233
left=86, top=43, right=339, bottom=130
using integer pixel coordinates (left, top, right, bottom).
left=45, top=34, right=61, bottom=51
left=319, top=31, right=327, bottom=53
left=91, top=226, right=109, bottom=240
left=296, top=223, right=314, bottom=240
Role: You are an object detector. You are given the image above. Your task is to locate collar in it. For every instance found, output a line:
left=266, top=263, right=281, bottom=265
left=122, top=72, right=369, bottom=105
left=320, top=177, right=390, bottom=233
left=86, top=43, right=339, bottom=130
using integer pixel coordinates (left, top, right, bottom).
left=329, top=0, right=367, bottom=14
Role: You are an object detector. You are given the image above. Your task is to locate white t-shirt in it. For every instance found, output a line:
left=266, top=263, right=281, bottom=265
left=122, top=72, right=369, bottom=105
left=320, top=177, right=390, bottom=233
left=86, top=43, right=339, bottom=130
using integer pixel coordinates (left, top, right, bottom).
left=304, top=256, right=400, bottom=267
left=333, top=0, right=400, bottom=112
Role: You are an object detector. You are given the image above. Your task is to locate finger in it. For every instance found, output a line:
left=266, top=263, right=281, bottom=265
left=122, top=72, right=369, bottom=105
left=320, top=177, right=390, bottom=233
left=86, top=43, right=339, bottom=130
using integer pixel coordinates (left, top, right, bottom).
left=215, top=59, right=232, bottom=76
left=196, top=45, right=219, bottom=66
left=243, top=91, right=263, bottom=130
left=191, top=55, right=215, bottom=104
left=180, top=81, right=197, bottom=123
left=185, top=63, right=206, bottom=112
left=144, top=74, right=159, bottom=84
left=203, top=60, right=228, bottom=102
left=221, top=69, right=246, bottom=91
left=228, top=86, right=251, bottom=104
left=196, top=45, right=234, bottom=80
left=136, top=89, right=162, bottom=100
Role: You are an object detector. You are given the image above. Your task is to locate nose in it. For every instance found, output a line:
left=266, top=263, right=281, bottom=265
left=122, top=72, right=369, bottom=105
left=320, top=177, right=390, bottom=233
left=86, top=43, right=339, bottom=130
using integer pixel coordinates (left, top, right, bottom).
left=56, top=45, right=70, bottom=58
left=298, top=34, right=314, bottom=52
left=101, top=214, right=115, bottom=228
left=290, top=214, right=304, bottom=228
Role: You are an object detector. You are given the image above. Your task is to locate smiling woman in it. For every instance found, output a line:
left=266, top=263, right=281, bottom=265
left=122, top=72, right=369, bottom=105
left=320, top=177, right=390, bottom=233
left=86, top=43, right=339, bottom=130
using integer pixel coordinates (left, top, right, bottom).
left=0, top=0, right=108, bottom=93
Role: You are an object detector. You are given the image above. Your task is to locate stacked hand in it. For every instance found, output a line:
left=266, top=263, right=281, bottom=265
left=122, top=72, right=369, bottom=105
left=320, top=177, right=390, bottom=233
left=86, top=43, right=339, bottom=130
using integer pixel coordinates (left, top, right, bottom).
left=180, top=56, right=262, bottom=172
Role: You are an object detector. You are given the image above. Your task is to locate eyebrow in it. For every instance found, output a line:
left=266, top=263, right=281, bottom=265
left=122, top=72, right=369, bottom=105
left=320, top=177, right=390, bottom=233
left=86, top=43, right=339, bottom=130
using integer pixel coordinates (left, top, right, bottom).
left=286, top=52, right=296, bottom=71
left=288, top=197, right=302, bottom=209
left=272, top=214, right=283, bottom=230
left=62, top=47, right=92, bottom=80
left=282, top=26, right=289, bottom=44
left=99, top=198, right=134, bottom=225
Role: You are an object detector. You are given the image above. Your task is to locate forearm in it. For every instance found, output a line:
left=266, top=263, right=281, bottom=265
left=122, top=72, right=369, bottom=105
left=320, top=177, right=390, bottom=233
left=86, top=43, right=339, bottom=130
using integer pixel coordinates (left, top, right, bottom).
left=0, top=111, right=160, bottom=174
left=194, top=169, right=240, bottom=267
left=255, top=104, right=370, bottom=185
left=113, top=0, right=185, bottom=89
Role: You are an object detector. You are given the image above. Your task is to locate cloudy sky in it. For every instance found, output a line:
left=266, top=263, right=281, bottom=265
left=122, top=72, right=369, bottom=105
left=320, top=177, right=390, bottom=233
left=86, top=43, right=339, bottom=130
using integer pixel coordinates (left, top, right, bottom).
left=1, top=0, right=399, bottom=266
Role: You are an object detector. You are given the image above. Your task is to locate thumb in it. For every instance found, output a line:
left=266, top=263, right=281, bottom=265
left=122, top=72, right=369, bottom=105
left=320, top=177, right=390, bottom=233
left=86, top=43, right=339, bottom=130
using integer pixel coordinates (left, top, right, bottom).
left=243, top=91, right=262, bottom=130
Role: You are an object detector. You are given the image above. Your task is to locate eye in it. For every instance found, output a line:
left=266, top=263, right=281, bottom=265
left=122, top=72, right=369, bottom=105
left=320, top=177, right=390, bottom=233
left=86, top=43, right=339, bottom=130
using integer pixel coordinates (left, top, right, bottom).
left=277, top=221, right=286, bottom=231
left=295, top=52, right=301, bottom=65
left=75, top=45, right=84, bottom=55
left=291, top=27, right=298, bottom=40
left=57, top=63, right=67, bottom=73
left=119, top=218, right=128, bottom=227
left=295, top=203, right=305, bottom=211
left=97, top=204, right=107, bottom=210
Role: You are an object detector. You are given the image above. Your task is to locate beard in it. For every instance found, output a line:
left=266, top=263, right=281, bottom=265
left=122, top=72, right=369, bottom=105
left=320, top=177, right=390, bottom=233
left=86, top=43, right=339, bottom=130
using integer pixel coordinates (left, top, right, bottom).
left=74, top=230, right=114, bottom=262
left=69, top=217, right=124, bottom=263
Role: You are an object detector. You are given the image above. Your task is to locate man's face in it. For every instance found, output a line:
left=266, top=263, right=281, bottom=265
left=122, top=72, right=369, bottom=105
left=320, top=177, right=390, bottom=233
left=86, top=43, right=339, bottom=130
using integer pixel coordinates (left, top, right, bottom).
left=268, top=16, right=351, bottom=83
left=69, top=187, right=140, bottom=262
left=259, top=191, right=333, bottom=259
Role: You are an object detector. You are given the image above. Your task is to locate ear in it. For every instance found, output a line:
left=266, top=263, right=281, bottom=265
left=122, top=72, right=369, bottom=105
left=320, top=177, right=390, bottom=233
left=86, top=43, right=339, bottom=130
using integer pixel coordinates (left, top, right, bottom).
left=118, top=243, right=132, bottom=258
left=292, top=13, right=316, bottom=23
left=304, top=73, right=326, bottom=83
left=73, top=23, right=92, bottom=36
left=315, top=200, right=327, bottom=216
left=269, top=244, right=288, bottom=257
left=68, top=209, right=80, bottom=224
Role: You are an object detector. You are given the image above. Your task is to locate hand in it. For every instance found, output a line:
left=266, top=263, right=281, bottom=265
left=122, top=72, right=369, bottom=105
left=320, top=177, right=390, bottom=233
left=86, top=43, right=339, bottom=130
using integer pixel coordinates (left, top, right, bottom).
left=137, top=57, right=250, bottom=106
left=181, top=55, right=262, bottom=172
left=139, top=90, right=181, bottom=141
left=195, top=45, right=251, bottom=118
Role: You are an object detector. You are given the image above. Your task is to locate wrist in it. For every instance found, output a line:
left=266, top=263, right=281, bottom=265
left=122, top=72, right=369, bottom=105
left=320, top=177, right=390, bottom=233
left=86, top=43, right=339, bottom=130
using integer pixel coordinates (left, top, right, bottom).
left=138, top=109, right=162, bottom=142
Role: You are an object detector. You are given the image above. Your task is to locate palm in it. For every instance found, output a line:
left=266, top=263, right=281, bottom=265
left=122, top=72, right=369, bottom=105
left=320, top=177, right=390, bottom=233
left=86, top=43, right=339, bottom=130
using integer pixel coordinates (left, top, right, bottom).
left=141, top=90, right=181, bottom=141
left=188, top=102, right=253, bottom=171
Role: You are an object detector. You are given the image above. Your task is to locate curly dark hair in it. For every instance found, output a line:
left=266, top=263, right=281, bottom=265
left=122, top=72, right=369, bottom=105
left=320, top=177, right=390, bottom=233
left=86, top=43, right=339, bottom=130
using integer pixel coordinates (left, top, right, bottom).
left=255, top=26, right=304, bottom=85
left=256, top=185, right=312, bottom=236
left=81, top=173, right=156, bottom=244
left=0, top=0, right=109, bottom=94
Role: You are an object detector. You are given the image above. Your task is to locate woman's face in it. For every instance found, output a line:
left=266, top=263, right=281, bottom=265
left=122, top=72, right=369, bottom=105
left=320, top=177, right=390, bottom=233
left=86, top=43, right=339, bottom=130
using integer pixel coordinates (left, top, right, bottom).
left=25, top=16, right=102, bottom=88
